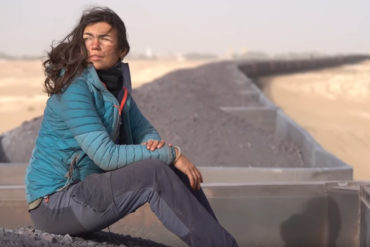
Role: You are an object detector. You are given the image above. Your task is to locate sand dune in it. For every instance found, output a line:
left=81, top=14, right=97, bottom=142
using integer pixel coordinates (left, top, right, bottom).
left=259, top=60, right=370, bottom=180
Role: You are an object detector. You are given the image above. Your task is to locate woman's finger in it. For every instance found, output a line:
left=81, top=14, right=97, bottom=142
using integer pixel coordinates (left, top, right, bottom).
left=146, top=139, right=166, bottom=151
left=191, top=169, right=199, bottom=190
left=189, top=167, right=200, bottom=190
left=146, top=139, right=153, bottom=149
left=193, top=170, right=200, bottom=190
left=186, top=169, right=195, bottom=189
left=157, top=140, right=165, bottom=148
left=195, top=167, right=203, bottom=183
left=146, top=139, right=158, bottom=151
left=192, top=168, right=201, bottom=190
left=149, top=140, right=158, bottom=150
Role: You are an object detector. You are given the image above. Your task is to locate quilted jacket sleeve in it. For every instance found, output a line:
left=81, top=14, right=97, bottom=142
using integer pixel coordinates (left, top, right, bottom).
left=129, top=98, right=161, bottom=144
left=56, top=79, right=175, bottom=171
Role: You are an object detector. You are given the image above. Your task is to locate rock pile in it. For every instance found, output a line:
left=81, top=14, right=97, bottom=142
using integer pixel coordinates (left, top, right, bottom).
left=133, top=62, right=303, bottom=167
left=0, top=227, right=169, bottom=247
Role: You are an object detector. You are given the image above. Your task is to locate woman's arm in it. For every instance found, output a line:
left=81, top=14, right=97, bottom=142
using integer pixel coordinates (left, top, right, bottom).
left=129, top=97, right=169, bottom=151
left=56, top=79, right=175, bottom=171
left=129, top=98, right=161, bottom=144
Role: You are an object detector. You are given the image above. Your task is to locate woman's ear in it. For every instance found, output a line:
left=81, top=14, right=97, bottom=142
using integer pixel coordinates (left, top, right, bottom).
left=120, top=49, right=127, bottom=60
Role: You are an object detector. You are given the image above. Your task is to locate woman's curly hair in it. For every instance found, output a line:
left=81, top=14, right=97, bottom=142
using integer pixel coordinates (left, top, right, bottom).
left=43, top=7, right=130, bottom=95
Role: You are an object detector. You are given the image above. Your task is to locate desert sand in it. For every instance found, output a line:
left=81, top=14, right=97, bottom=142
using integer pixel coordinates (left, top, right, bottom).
left=258, top=60, right=370, bottom=180
left=0, top=59, right=209, bottom=134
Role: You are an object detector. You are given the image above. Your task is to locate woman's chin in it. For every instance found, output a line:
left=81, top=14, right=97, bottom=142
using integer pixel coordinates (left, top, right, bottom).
left=91, top=61, right=117, bottom=70
left=91, top=62, right=103, bottom=70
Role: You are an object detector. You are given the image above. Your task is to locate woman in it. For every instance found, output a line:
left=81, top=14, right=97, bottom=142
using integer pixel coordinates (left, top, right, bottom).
left=25, top=7, right=238, bottom=247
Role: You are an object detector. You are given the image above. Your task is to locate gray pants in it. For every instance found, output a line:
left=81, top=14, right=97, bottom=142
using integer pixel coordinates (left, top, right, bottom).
left=30, top=159, right=238, bottom=247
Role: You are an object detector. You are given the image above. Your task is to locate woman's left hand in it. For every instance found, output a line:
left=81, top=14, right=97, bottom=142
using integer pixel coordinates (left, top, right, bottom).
left=174, top=154, right=203, bottom=190
left=142, top=139, right=166, bottom=151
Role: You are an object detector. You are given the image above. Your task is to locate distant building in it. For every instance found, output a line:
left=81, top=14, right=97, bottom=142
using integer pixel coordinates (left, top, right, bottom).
left=183, top=52, right=218, bottom=60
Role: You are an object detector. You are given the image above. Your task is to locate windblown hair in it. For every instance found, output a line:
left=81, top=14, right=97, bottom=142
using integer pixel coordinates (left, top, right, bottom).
left=43, top=7, right=130, bottom=95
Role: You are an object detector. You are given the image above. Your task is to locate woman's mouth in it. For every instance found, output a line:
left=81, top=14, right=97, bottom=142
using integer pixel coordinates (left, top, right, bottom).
left=89, top=55, right=103, bottom=61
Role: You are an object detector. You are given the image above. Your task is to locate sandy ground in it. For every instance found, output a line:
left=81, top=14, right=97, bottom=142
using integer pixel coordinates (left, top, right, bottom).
left=0, top=59, right=210, bottom=134
left=258, top=60, right=370, bottom=180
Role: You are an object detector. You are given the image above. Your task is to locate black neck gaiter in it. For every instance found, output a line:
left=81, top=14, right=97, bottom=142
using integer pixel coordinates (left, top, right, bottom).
left=96, top=62, right=123, bottom=99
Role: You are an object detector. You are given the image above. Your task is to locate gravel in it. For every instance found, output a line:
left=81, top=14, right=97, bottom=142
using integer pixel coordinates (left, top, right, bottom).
left=0, top=116, right=42, bottom=163
left=132, top=61, right=303, bottom=167
left=0, top=227, right=170, bottom=247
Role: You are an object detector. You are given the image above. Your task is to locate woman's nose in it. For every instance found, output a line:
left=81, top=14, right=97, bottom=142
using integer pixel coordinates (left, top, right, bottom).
left=91, top=38, right=100, bottom=50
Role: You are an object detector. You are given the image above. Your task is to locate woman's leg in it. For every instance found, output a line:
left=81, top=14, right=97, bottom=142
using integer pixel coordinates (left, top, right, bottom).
left=30, top=159, right=238, bottom=247
left=169, top=164, right=218, bottom=221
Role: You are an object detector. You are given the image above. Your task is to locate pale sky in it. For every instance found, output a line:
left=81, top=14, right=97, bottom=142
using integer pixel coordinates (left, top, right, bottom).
left=1, top=0, right=369, bottom=57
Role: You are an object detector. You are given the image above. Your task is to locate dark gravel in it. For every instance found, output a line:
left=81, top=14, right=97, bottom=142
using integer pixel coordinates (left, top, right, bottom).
left=132, top=61, right=303, bottom=167
left=0, top=116, right=42, bottom=163
left=0, top=227, right=170, bottom=247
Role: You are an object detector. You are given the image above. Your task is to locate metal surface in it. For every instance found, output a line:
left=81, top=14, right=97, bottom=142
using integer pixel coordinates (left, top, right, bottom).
left=1, top=182, right=370, bottom=247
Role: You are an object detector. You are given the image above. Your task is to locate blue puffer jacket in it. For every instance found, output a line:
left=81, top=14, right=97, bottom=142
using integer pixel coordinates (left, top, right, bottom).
left=25, top=64, right=175, bottom=203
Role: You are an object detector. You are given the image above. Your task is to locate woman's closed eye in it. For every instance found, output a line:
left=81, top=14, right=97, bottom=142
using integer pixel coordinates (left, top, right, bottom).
left=101, top=36, right=111, bottom=40
left=99, top=36, right=113, bottom=42
left=83, top=36, right=93, bottom=42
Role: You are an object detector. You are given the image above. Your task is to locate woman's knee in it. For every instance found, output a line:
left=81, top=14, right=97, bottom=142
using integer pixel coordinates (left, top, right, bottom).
left=147, top=159, right=168, bottom=168
left=110, top=159, right=172, bottom=189
left=142, top=159, right=172, bottom=178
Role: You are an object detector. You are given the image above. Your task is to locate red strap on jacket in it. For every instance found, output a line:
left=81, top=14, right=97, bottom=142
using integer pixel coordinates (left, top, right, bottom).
left=102, top=82, right=128, bottom=116
left=119, top=87, right=128, bottom=115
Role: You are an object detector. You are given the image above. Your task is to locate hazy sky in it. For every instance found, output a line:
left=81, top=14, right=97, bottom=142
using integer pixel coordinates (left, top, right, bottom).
left=1, top=0, right=369, bottom=57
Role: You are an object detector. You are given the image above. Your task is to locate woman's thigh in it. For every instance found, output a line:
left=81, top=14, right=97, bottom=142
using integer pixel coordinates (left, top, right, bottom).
left=30, top=159, right=169, bottom=235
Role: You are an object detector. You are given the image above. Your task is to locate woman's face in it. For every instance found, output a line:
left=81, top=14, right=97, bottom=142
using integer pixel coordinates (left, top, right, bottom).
left=83, top=22, right=123, bottom=70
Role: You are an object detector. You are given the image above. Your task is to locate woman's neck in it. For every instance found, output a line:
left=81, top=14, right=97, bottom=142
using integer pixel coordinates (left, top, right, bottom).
left=96, top=62, right=123, bottom=98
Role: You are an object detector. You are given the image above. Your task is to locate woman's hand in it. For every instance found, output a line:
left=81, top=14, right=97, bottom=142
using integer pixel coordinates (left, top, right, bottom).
left=143, top=142, right=203, bottom=190
left=142, top=139, right=166, bottom=151
left=174, top=153, right=203, bottom=190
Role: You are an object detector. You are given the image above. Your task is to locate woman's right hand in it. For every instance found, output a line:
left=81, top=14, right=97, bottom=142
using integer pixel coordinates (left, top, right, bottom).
left=174, top=151, right=203, bottom=190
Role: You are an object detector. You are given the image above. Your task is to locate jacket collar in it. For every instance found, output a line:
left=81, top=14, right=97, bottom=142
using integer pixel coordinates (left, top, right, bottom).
left=84, top=65, right=107, bottom=91
left=83, top=62, right=132, bottom=93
